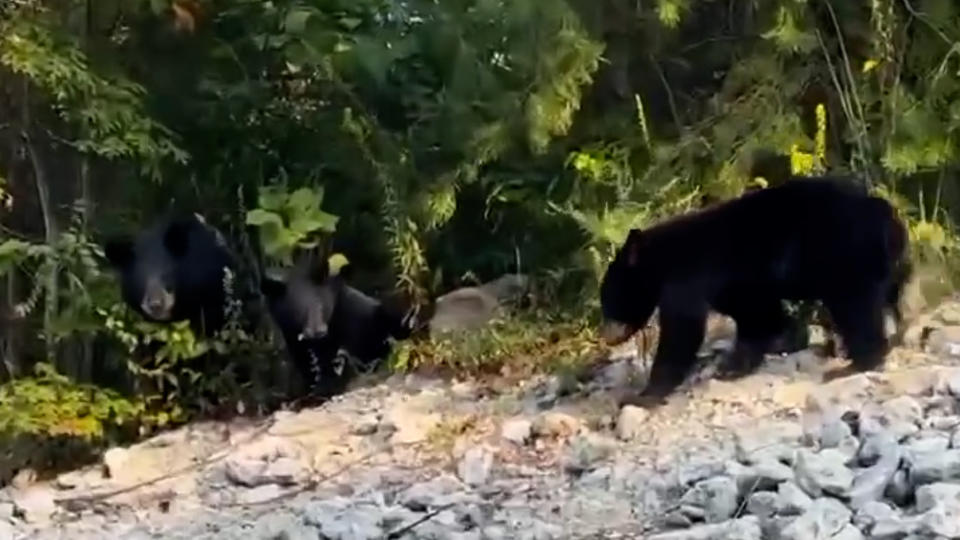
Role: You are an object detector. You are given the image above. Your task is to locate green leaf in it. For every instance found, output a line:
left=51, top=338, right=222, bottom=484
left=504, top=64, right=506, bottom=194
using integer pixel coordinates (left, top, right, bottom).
left=245, top=209, right=283, bottom=227
left=340, top=17, right=362, bottom=30
left=149, top=0, right=170, bottom=15
left=257, top=187, right=287, bottom=212
left=287, top=186, right=322, bottom=215
left=328, top=253, right=350, bottom=275
left=284, top=8, right=314, bottom=34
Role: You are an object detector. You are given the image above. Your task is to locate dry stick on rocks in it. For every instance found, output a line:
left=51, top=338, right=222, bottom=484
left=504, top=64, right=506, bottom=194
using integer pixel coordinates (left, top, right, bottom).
left=216, top=439, right=429, bottom=509
left=54, top=415, right=281, bottom=508
left=53, top=393, right=343, bottom=507
left=383, top=502, right=457, bottom=539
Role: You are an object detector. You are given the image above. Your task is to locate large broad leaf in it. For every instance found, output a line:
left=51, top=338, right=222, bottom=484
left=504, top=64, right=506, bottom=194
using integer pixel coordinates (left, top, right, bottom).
left=256, top=187, right=288, bottom=212
left=288, top=213, right=339, bottom=236
left=245, top=209, right=284, bottom=227
left=284, top=7, right=317, bottom=34
left=287, top=186, right=324, bottom=215
left=351, top=35, right=393, bottom=88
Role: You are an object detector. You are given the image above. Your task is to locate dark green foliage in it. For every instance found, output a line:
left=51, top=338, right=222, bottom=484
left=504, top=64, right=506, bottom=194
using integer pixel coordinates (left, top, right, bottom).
left=2, top=0, right=960, bottom=482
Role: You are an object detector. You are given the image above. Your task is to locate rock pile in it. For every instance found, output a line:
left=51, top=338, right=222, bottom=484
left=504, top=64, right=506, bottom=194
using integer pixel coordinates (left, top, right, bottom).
left=650, top=371, right=960, bottom=539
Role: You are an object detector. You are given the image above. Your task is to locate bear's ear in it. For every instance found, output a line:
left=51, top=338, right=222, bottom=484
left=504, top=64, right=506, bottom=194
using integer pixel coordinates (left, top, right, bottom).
left=104, top=239, right=134, bottom=269
left=163, top=220, right=193, bottom=258
left=307, top=252, right=331, bottom=284
left=625, top=228, right=645, bottom=267
left=331, top=262, right=354, bottom=281
left=261, top=275, right=287, bottom=299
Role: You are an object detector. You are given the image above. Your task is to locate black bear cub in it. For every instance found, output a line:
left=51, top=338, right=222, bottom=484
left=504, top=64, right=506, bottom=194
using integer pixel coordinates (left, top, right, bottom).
left=104, top=213, right=237, bottom=337
left=261, top=250, right=416, bottom=399
left=599, top=177, right=911, bottom=408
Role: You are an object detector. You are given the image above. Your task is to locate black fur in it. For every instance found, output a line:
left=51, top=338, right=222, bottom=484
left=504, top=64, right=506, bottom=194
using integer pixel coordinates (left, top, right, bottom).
left=599, top=177, right=911, bottom=406
left=261, top=251, right=416, bottom=398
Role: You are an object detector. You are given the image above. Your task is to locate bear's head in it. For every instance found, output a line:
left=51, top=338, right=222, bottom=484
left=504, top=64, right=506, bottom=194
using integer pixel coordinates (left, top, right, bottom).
left=104, top=217, right=202, bottom=323
left=261, top=251, right=347, bottom=343
left=599, top=228, right=660, bottom=345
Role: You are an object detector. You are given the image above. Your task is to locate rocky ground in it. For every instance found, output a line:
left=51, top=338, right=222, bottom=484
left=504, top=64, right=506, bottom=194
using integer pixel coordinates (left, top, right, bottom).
left=7, top=300, right=960, bottom=539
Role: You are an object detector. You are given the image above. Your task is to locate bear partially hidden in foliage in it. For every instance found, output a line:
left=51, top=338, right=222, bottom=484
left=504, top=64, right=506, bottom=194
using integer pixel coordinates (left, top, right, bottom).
left=261, top=250, right=417, bottom=399
left=599, top=176, right=911, bottom=408
left=104, top=213, right=238, bottom=337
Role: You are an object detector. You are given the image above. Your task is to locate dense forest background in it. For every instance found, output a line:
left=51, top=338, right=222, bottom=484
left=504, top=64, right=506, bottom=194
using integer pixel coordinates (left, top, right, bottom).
left=3, top=0, right=960, bottom=481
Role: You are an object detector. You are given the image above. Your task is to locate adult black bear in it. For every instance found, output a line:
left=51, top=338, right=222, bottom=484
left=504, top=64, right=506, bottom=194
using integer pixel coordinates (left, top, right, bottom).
left=261, top=251, right=417, bottom=398
left=599, top=177, right=911, bottom=407
left=104, top=213, right=238, bottom=337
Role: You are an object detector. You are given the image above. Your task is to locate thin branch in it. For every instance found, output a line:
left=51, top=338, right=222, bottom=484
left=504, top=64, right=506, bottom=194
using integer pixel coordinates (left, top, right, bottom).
left=648, top=53, right=682, bottom=133
left=385, top=502, right=456, bottom=539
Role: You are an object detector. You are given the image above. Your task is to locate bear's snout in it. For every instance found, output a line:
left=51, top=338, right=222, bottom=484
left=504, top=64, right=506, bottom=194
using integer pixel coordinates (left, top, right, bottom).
left=600, top=320, right=636, bottom=346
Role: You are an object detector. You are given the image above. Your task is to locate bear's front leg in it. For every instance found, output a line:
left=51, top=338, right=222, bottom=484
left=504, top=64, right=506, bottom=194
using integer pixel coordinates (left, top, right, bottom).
left=620, top=304, right=706, bottom=409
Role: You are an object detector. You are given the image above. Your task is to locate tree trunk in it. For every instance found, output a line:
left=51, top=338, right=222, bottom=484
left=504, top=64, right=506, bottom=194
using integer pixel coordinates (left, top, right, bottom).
left=21, top=80, right=59, bottom=365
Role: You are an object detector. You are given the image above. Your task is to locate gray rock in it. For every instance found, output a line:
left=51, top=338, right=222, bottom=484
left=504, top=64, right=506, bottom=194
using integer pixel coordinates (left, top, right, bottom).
left=532, top=411, right=581, bottom=438
left=915, top=482, right=960, bottom=538
left=617, top=405, right=650, bottom=441
left=779, top=498, right=852, bottom=540
left=252, top=511, right=317, bottom=540
left=12, top=486, right=56, bottom=524
left=858, top=431, right=898, bottom=467
left=924, top=326, right=960, bottom=358
left=849, top=436, right=901, bottom=509
left=924, top=415, right=960, bottom=431
left=870, top=515, right=920, bottom=539
left=777, top=481, right=813, bottom=516
left=458, top=446, right=493, bottom=487
left=237, top=484, right=283, bottom=505
left=562, top=433, right=615, bottom=474
left=664, top=511, right=694, bottom=528
left=224, top=457, right=266, bottom=487
left=852, top=501, right=896, bottom=534
left=727, top=459, right=794, bottom=496
left=679, top=476, right=739, bottom=523
left=794, top=448, right=854, bottom=497
left=884, top=469, right=913, bottom=507
left=746, top=491, right=778, bottom=518
left=805, top=407, right=853, bottom=450
left=831, top=524, right=864, bottom=540
left=862, top=397, right=922, bottom=441
left=516, top=519, right=564, bottom=540
left=429, top=274, right=528, bottom=336
left=398, top=474, right=463, bottom=510
left=480, top=525, right=509, bottom=540
left=648, top=516, right=762, bottom=540
left=262, top=457, right=309, bottom=486
left=0, top=521, right=14, bottom=540
left=908, top=448, right=960, bottom=486
left=351, top=415, right=380, bottom=436
left=680, top=462, right=728, bottom=487
left=501, top=418, right=533, bottom=445
left=907, top=483, right=960, bottom=536
left=952, top=427, right=960, bottom=449
left=945, top=368, right=960, bottom=396
left=592, top=359, right=634, bottom=390
left=102, top=447, right=130, bottom=479
left=303, top=498, right=384, bottom=540
left=735, top=422, right=803, bottom=464
left=903, top=433, right=951, bottom=466
left=0, top=501, right=13, bottom=522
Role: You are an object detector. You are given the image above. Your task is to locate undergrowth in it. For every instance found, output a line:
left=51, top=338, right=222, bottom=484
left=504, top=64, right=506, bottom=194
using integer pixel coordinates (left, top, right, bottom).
left=391, top=309, right=607, bottom=381
left=0, top=362, right=144, bottom=483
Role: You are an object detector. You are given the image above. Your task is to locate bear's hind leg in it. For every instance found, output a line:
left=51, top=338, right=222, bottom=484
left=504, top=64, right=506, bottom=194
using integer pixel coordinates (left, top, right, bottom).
left=719, top=297, right=789, bottom=380
left=825, top=286, right=889, bottom=373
